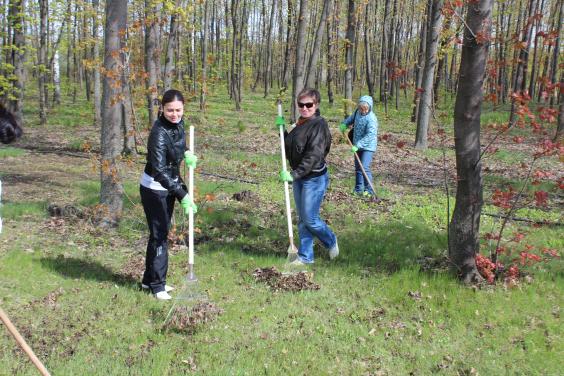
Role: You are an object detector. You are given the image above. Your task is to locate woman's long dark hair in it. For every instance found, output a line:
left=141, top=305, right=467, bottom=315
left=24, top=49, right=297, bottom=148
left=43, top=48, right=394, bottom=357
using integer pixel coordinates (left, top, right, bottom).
left=0, top=104, right=23, bottom=144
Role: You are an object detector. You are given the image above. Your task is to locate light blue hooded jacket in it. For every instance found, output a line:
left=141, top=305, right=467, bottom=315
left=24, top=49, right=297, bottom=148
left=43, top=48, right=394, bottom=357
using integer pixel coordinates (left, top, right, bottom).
left=343, top=95, right=378, bottom=152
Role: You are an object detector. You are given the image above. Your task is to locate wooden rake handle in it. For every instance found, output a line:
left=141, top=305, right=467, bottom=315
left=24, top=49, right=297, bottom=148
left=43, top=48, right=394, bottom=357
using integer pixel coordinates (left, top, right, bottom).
left=344, top=130, right=377, bottom=196
left=0, top=307, right=51, bottom=376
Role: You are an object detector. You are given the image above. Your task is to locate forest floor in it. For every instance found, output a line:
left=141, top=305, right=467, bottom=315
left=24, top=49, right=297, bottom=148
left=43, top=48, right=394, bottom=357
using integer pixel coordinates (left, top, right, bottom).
left=0, top=90, right=562, bottom=375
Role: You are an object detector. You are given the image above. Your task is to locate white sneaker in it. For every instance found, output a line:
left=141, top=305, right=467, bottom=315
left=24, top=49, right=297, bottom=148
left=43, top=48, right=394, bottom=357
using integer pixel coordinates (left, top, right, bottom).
left=142, top=284, right=174, bottom=292
left=329, top=240, right=339, bottom=260
left=154, top=291, right=172, bottom=300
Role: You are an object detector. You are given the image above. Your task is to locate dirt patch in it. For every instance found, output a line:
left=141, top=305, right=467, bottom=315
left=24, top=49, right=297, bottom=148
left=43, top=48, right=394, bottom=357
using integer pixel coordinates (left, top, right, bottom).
left=252, top=267, right=320, bottom=292
left=164, top=302, right=224, bottom=334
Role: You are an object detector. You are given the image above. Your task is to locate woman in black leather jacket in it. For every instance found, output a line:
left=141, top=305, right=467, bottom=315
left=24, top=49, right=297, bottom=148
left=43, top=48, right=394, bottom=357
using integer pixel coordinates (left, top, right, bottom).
left=139, top=89, right=197, bottom=300
left=279, top=88, right=339, bottom=266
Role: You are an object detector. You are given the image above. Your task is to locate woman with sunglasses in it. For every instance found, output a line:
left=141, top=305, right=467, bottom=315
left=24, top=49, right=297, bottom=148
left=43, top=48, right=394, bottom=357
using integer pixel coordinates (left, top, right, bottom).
left=279, top=88, right=339, bottom=266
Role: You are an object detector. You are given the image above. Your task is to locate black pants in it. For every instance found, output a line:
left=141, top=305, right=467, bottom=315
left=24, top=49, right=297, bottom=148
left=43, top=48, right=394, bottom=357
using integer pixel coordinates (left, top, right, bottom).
left=140, top=185, right=175, bottom=294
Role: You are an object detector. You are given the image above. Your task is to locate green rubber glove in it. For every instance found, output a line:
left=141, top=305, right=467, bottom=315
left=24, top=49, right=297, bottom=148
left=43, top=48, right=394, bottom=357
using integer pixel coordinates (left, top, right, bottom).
left=184, top=151, right=198, bottom=168
left=351, top=145, right=359, bottom=153
left=339, top=123, right=348, bottom=133
left=275, top=115, right=286, bottom=131
left=279, top=170, right=293, bottom=182
left=180, top=195, right=198, bottom=214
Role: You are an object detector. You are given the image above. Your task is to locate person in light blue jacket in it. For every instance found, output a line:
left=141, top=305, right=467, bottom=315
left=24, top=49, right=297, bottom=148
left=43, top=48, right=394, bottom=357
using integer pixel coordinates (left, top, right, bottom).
left=340, top=95, right=378, bottom=196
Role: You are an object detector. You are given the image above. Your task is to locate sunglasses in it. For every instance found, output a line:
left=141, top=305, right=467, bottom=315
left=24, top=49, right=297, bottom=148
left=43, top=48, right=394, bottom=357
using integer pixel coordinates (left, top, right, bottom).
left=297, top=102, right=315, bottom=109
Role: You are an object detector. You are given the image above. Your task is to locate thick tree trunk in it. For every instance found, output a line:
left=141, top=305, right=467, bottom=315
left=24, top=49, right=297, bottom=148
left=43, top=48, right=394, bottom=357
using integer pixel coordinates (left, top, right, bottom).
left=291, top=0, right=308, bottom=120
left=364, top=5, right=374, bottom=98
left=100, top=0, right=127, bottom=226
left=305, top=0, right=329, bottom=90
left=281, top=0, right=293, bottom=89
left=145, top=0, right=160, bottom=126
left=415, top=0, right=443, bottom=150
left=343, top=0, right=356, bottom=114
left=449, top=0, right=493, bottom=284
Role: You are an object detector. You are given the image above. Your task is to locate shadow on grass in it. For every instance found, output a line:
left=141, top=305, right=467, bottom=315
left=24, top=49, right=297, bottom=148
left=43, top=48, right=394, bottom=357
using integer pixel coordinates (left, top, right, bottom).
left=338, top=219, right=447, bottom=273
left=39, top=256, right=138, bottom=287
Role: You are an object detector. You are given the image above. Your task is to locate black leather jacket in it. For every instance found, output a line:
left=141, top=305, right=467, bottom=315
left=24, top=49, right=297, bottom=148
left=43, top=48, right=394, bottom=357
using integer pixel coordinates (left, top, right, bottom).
left=144, top=115, right=187, bottom=200
left=284, top=115, right=331, bottom=180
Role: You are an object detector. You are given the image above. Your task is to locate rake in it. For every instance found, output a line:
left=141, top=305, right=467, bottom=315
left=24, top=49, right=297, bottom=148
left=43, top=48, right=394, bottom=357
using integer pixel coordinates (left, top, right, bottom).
left=165, top=126, right=207, bottom=325
left=276, top=100, right=299, bottom=267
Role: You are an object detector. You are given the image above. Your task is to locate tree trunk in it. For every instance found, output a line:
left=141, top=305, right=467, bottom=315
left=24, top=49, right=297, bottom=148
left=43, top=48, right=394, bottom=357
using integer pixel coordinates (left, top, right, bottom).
left=263, top=0, right=276, bottom=97
left=145, top=0, right=160, bottom=126
left=163, top=0, right=181, bottom=91
left=509, top=0, right=536, bottom=125
left=100, top=0, right=127, bottom=226
left=8, top=0, right=25, bottom=125
left=200, top=0, right=209, bottom=110
left=38, top=0, right=48, bottom=126
left=92, top=0, right=102, bottom=128
left=281, top=0, right=293, bottom=89
left=364, top=4, right=374, bottom=98
left=326, top=0, right=337, bottom=104
left=291, top=0, right=308, bottom=120
left=343, top=0, right=356, bottom=114
left=415, top=0, right=444, bottom=150
left=411, top=1, right=428, bottom=123
left=554, top=73, right=563, bottom=142
left=449, top=0, right=493, bottom=284
left=305, top=0, right=329, bottom=90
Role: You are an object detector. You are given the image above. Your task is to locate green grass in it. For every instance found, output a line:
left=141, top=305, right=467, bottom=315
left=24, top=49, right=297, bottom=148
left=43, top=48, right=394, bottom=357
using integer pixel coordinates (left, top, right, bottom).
left=0, top=146, right=26, bottom=158
left=1, top=86, right=562, bottom=375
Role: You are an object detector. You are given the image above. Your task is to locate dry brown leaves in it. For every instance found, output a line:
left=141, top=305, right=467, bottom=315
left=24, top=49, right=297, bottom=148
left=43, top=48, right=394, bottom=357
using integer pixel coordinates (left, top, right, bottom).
left=252, top=267, right=320, bottom=292
left=119, top=256, right=145, bottom=281
left=164, top=302, right=224, bottom=333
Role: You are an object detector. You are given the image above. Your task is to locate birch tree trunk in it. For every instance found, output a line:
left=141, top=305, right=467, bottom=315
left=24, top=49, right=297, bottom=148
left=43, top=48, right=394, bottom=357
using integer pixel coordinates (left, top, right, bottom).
left=449, top=0, right=493, bottom=284
left=100, top=0, right=127, bottom=226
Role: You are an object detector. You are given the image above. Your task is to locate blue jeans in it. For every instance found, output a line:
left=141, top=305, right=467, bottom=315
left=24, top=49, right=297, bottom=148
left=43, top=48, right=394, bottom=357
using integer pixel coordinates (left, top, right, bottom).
left=292, top=171, right=337, bottom=263
left=354, top=150, right=375, bottom=195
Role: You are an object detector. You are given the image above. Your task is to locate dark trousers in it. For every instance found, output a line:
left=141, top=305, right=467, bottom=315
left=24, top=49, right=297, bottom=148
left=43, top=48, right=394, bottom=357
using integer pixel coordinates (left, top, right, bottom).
left=140, top=185, right=175, bottom=293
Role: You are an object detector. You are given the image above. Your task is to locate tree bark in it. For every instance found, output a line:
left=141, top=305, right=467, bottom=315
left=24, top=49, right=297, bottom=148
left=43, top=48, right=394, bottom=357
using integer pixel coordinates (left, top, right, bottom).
left=415, top=0, right=443, bottom=150
left=263, top=0, right=276, bottom=97
left=200, top=0, right=209, bottom=110
left=291, top=0, right=308, bottom=120
left=38, top=0, right=48, bottom=126
left=145, top=0, right=160, bottom=126
left=305, top=0, right=329, bottom=90
left=343, top=0, right=356, bottom=114
left=163, top=0, right=181, bottom=91
left=8, top=0, right=25, bottom=125
left=449, top=0, right=493, bottom=284
left=100, top=0, right=127, bottom=226
left=92, top=0, right=102, bottom=128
